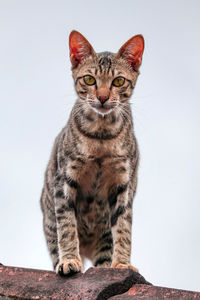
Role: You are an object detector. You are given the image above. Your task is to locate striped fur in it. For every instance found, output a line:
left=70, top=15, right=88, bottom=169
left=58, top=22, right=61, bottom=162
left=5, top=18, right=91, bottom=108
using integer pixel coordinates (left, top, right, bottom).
left=40, top=31, right=144, bottom=275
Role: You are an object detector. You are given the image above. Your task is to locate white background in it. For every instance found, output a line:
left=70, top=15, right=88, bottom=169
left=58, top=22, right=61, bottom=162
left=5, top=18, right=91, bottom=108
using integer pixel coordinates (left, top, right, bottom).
left=0, top=0, right=200, bottom=292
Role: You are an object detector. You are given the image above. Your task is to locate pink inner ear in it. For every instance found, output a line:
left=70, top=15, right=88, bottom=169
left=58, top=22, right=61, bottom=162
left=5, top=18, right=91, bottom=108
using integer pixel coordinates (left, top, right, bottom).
left=69, top=31, right=94, bottom=68
left=70, top=47, right=84, bottom=68
left=118, top=35, right=144, bottom=71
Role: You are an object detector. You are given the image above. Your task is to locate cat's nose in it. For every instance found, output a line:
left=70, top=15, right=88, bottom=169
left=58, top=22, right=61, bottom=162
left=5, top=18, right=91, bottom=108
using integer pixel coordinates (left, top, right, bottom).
left=97, top=95, right=109, bottom=104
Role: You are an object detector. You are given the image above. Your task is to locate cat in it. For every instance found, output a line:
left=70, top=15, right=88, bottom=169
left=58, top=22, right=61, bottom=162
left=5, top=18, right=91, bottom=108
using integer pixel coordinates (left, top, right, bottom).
left=40, top=30, right=144, bottom=275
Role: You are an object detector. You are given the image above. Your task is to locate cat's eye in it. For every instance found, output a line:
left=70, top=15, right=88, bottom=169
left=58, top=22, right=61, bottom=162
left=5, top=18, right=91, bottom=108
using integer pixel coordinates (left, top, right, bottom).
left=112, top=77, right=125, bottom=87
left=83, top=75, right=96, bottom=86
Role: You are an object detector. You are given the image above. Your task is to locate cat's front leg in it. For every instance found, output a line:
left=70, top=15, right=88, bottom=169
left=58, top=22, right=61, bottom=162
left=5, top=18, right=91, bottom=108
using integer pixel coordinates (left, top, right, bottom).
left=111, top=189, right=138, bottom=272
left=54, top=174, right=83, bottom=275
left=92, top=226, right=113, bottom=268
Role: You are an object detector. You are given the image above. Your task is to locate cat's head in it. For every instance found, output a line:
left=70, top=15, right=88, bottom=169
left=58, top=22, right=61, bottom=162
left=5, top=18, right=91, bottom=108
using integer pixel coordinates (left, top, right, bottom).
left=69, top=30, right=144, bottom=116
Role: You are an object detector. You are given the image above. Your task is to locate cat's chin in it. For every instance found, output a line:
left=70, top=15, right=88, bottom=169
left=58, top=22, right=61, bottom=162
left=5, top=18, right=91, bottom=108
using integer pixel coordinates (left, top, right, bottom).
left=92, top=106, right=113, bottom=116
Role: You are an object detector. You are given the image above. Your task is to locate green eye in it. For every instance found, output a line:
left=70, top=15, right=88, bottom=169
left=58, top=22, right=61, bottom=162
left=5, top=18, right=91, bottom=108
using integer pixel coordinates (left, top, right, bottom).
left=112, top=77, right=125, bottom=87
left=83, top=75, right=96, bottom=86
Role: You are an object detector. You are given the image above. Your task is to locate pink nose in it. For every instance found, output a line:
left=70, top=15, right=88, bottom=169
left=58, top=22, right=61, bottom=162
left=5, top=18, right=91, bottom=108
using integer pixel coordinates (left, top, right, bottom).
left=97, top=95, right=109, bottom=104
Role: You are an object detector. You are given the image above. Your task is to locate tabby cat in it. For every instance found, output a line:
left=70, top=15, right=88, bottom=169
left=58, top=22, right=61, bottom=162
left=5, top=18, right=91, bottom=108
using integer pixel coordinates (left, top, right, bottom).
left=40, top=30, right=144, bottom=275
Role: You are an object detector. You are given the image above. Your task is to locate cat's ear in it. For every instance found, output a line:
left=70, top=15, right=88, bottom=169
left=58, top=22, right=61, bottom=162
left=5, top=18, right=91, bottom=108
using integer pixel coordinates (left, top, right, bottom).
left=116, top=35, right=144, bottom=71
left=69, top=30, right=95, bottom=68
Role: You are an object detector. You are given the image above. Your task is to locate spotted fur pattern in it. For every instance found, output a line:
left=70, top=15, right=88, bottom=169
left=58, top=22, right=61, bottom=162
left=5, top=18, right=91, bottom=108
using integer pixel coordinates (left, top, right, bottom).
left=40, top=31, right=144, bottom=275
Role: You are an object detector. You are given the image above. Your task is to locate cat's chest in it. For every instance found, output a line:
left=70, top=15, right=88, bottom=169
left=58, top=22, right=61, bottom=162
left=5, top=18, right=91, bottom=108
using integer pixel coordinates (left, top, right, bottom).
left=78, top=159, right=107, bottom=197
left=67, top=133, right=129, bottom=192
left=75, top=160, right=112, bottom=232
left=71, top=152, right=129, bottom=198
left=74, top=155, right=129, bottom=232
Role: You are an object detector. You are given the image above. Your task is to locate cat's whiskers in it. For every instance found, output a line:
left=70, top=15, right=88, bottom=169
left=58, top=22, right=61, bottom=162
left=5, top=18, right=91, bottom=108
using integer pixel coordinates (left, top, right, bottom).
left=115, top=106, right=128, bottom=123
left=117, top=103, right=132, bottom=124
left=73, top=105, right=84, bottom=118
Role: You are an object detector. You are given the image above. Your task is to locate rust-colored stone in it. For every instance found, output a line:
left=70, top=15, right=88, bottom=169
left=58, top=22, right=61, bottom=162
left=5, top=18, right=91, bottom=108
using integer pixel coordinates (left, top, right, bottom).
left=0, top=265, right=149, bottom=300
left=110, top=284, right=200, bottom=299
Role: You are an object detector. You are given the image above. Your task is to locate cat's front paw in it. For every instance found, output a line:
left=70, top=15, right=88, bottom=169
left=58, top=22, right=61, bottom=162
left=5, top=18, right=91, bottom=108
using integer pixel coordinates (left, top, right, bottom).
left=111, top=260, right=139, bottom=273
left=56, top=258, right=83, bottom=276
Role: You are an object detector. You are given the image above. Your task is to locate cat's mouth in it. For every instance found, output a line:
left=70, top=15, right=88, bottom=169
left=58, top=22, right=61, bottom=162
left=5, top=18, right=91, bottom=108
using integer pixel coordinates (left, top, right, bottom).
left=94, top=106, right=113, bottom=115
left=88, top=101, right=116, bottom=115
